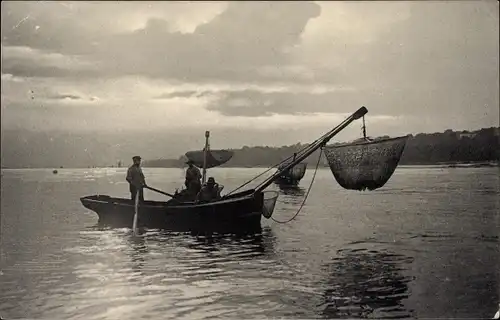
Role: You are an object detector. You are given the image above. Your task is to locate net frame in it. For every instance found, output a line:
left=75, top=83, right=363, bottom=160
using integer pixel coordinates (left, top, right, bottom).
left=262, top=191, right=279, bottom=219
left=324, top=135, right=409, bottom=191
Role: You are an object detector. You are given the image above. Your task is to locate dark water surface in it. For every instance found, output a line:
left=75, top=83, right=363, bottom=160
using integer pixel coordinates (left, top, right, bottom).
left=1, top=167, right=499, bottom=319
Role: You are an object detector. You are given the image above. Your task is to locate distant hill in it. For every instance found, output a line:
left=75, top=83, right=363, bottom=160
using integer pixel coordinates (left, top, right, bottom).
left=2, top=127, right=498, bottom=169
left=142, top=127, right=500, bottom=168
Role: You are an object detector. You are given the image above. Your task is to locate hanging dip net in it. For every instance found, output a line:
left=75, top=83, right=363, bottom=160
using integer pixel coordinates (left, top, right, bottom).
left=324, top=135, right=409, bottom=191
left=184, top=149, right=234, bottom=169
left=262, top=191, right=279, bottom=219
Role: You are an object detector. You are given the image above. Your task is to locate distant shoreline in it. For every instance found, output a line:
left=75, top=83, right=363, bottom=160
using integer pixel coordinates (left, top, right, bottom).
left=2, top=126, right=498, bottom=169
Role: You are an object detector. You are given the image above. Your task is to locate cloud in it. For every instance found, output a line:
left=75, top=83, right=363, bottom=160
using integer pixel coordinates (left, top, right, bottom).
left=0, top=73, right=396, bottom=136
left=295, top=2, right=499, bottom=88
left=1, top=73, right=24, bottom=82
left=47, top=94, right=83, bottom=101
left=1, top=1, right=321, bottom=82
left=1, top=1, right=228, bottom=47
left=0, top=1, right=498, bottom=140
left=206, top=89, right=366, bottom=117
left=154, top=90, right=212, bottom=100
left=1, top=45, right=99, bottom=78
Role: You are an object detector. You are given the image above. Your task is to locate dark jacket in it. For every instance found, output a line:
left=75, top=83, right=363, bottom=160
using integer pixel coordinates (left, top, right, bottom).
left=126, top=165, right=145, bottom=188
left=196, top=184, right=221, bottom=202
left=186, top=166, right=201, bottom=181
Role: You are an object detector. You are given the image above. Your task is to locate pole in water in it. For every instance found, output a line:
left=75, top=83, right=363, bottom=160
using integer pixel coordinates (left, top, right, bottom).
left=362, top=115, right=367, bottom=139
left=202, top=130, right=210, bottom=184
left=132, top=189, right=140, bottom=235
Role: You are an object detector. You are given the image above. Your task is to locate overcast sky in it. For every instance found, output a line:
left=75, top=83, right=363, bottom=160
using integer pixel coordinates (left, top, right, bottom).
left=1, top=1, right=499, bottom=151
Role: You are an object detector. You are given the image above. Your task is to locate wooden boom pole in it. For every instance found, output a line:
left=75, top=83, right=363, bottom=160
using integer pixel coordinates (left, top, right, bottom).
left=254, top=106, right=368, bottom=193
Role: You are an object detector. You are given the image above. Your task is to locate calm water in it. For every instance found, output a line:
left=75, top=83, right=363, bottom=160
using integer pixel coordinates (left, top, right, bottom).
left=1, top=167, right=499, bottom=319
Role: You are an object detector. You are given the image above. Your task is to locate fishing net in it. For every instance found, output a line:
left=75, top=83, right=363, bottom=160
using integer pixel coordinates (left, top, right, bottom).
left=324, top=135, right=409, bottom=191
left=185, top=150, right=234, bottom=168
left=262, top=191, right=279, bottom=219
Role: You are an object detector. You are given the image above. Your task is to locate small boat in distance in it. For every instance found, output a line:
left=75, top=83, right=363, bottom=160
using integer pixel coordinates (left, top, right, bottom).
left=275, top=160, right=307, bottom=186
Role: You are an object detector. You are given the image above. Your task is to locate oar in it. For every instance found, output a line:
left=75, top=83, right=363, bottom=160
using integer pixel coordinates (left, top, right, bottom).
left=132, top=189, right=140, bottom=236
left=144, top=185, right=176, bottom=198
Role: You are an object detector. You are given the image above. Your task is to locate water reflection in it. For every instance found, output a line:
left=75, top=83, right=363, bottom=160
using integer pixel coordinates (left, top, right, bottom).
left=120, top=227, right=277, bottom=272
left=277, top=185, right=306, bottom=206
left=125, top=234, right=148, bottom=274
left=189, top=229, right=273, bottom=255
left=319, top=246, right=414, bottom=319
left=278, top=185, right=306, bottom=196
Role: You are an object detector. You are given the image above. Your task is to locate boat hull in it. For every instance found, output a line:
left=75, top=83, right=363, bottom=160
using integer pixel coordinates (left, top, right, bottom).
left=80, top=190, right=264, bottom=233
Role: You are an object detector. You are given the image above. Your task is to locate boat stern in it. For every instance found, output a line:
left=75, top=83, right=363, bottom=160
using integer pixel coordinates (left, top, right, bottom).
left=80, top=194, right=137, bottom=227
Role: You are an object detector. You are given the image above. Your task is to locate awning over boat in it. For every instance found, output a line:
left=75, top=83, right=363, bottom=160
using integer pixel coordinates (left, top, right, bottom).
left=324, top=135, right=409, bottom=191
left=185, top=149, right=234, bottom=169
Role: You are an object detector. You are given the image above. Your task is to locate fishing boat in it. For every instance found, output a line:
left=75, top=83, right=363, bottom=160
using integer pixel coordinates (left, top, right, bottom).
left=81, top=189, right=268, bottom=233
left=274, top=161, right=307, bottom=186
left=80, top=106, right=407, bottom=233
left=82, top=130, right=277, bottom=233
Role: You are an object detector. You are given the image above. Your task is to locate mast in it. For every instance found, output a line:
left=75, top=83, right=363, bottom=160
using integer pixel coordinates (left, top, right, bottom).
left=202, top=130, right=210, bottom=184
left=254, top=106, right=368, bottom=193
left=362, top=113, right=367, bottom=139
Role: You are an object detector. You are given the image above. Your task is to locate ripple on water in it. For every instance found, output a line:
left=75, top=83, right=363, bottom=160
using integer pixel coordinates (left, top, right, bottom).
left=1, top=167, right=498, bottom=319
left=316, top=245, right=415, bottom=319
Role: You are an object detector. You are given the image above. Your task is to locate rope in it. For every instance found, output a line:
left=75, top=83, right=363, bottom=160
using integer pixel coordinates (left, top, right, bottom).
left=225, top=164, right=278, bottom=196
left=226, top=131, right=328, bottom=196
left=226, top=147, right=308, bottom=196
left=271, top=147, right=324, bottom=224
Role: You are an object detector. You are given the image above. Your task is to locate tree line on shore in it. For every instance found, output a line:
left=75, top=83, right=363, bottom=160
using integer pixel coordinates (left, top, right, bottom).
left=143, top=127, right=500, bottom=168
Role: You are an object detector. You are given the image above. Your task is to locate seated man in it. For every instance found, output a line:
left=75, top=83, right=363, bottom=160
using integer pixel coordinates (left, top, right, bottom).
left=196, top=177, right=222, bottom=203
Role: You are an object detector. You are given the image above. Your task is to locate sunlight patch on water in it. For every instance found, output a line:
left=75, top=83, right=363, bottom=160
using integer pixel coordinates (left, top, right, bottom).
left=1, top=167, right=498, bottom=319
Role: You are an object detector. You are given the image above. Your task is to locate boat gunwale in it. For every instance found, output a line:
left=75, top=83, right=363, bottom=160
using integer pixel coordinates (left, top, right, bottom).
left=80, top=192, right=258, bottom=209
left=325, top=135, right=410, bottom=149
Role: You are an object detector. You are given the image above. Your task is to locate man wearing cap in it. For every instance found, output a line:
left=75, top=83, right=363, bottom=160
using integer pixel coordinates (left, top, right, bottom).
left=185, top=160, right=202, bottom=196
left=126, top=156, right=146, bottom=201
left=196, top=177, right=221, bottom=202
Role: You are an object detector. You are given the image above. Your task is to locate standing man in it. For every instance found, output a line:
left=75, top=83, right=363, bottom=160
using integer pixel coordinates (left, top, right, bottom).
left=126, top=156, right=146, bottom=201
left=185, top=160, right=202, bottom=196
